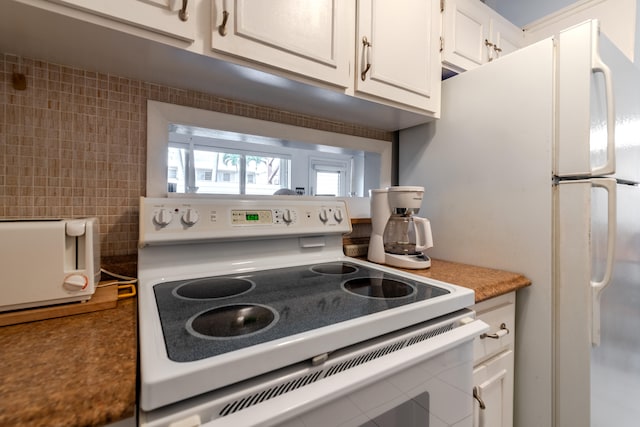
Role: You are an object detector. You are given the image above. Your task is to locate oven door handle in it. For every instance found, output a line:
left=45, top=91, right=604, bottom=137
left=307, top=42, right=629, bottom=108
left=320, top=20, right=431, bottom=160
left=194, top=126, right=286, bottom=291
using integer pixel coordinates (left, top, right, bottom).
left=202, top=319, right=489, bottom=427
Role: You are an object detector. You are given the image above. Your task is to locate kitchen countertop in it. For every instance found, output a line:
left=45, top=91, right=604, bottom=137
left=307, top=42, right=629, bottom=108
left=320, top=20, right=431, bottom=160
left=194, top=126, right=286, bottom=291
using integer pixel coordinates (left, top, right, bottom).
left=386, top=258, right=532, bottom=303
left=0, top=258, right=529, bottom=427
left=0, top=296, right=137, bottom=427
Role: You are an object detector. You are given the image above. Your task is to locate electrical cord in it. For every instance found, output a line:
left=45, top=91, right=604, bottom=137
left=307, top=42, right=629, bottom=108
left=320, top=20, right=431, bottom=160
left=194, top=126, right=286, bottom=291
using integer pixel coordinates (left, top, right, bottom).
left=98, top=268, right=138, bottom=299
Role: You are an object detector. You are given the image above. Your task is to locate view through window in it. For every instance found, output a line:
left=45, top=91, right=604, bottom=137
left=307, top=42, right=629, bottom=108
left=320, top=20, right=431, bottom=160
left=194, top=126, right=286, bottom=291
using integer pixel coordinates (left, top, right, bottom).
left=167, top=124, right=362, bottom=197
left=168, top=145, right=290, bottom=195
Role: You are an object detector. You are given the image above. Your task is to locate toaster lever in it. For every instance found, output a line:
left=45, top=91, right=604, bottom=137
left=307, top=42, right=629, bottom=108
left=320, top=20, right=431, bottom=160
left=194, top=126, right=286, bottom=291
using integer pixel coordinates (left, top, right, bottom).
left=66, top=220, right=86, bottom=237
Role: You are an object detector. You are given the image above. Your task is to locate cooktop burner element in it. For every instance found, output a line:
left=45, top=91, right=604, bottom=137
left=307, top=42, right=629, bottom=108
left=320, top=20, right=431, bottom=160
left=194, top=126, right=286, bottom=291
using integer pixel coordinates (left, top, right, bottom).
left=153, top=262, right=450, bottom=363
left=174, top=277, right=255, bottom=300
left=342, top=277, right=416, bottom=299
left=188, top=304, right=278, bottom=338
left=310, top=262, right=359, bottom=275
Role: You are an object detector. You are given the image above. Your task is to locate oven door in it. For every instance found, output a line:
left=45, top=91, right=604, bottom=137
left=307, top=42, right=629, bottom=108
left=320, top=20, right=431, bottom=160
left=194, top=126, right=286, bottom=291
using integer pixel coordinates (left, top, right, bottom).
left=142, top=314, right=487, bottom=427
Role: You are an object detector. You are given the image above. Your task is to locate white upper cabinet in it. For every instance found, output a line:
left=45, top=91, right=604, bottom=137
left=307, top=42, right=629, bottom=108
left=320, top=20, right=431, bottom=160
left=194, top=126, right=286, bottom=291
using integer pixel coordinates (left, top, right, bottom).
left=442, top=0, right=523, bottom=73
left=210, top=0, right=354, bottom=88
left=355, top=0, right=441, bottom=115
left=3, top=0, right=441, bottom=129
left=491, top=14, right=523, bottom=58
left=50, top=0, right=197, bottom=42
left=209, top=0, right=441, bottom=116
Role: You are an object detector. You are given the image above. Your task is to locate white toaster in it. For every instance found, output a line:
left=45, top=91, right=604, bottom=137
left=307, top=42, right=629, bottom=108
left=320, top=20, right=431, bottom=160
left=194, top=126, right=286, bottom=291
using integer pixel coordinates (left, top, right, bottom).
left=0, top=218, right=100, bottom=312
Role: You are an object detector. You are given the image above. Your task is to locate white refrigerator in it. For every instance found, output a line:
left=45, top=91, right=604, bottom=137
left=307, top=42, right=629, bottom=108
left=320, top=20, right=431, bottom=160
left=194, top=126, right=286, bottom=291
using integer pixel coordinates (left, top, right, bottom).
left=399, top=20, right=640, bottom=427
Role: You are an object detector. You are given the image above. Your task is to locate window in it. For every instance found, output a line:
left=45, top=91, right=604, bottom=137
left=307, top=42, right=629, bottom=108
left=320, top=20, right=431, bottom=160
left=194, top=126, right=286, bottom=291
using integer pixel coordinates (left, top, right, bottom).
left=196, top=169, right=213, bottom=181
left=147, top=101, right=393, bottom=198
left=168, top=167, right=178, bottom=180
left=316, top=171, right=341, bottom=195
left=310, top=157, right=350, bottom=196
left=168, top=141, right=291, bottom=195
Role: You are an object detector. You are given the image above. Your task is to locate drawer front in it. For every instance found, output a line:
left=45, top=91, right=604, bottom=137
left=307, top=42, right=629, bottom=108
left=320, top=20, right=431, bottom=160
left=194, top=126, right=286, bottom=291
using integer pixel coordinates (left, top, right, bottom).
left=473, top=293, right=515, bottom=363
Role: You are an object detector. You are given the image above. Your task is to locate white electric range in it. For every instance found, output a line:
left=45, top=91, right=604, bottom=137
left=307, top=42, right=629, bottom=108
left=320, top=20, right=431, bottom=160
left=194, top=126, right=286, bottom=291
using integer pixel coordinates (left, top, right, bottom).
left=137, top=196, right=487, bottom=427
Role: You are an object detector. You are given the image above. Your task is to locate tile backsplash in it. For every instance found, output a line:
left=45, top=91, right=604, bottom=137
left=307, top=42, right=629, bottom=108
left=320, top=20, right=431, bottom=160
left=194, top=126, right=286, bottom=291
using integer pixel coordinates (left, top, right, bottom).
left=0, top=53, right=391, bottom=259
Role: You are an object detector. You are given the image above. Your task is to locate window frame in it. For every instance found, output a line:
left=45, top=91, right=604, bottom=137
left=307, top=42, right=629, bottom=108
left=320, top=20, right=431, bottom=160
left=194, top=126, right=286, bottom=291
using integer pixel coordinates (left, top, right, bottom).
left=146, top=100, right=392, bottom=198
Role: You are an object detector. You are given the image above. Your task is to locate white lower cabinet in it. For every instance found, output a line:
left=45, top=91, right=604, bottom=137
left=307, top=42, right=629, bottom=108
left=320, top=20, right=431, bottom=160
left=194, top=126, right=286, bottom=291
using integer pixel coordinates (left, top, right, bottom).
left=472, top=292, right=515, bottom=427
left=473, top=349, right=514, bottom=427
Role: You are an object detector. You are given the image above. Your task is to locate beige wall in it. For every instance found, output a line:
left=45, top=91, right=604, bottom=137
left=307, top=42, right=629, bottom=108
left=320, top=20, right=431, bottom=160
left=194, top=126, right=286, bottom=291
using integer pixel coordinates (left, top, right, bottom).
left=0, top=53, right=392, bottom=259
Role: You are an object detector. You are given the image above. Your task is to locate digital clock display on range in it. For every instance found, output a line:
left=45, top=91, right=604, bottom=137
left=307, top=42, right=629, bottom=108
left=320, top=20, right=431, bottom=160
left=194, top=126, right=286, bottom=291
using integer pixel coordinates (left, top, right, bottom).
left=231, top=209, right=272, bottom=225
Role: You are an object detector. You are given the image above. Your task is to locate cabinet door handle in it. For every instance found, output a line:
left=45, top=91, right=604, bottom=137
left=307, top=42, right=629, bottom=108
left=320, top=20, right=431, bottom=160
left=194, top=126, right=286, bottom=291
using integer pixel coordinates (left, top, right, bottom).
left=473, top=386, right=486, bottom=410
left=360, top=36, right=372, bottom=81
left=218, top=9, right=230, bottom=36
left=485, top=39, right=495, bottom=62
left=179, top=0, right=188, bottom=22
left=480, top=322, right=509, bottom=339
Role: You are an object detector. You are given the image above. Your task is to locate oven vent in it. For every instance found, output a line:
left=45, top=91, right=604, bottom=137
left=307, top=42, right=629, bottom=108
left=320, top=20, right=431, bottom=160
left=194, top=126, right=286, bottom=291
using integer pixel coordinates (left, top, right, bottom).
left=406, top=324, right=454, bottom=346
left=324, top=340, right=405, bottom=377
left=218, top=320, right=456, bottom=418
left=323, top=323, right=454, bottom=379
left=219, top=370, right=324, bottom=417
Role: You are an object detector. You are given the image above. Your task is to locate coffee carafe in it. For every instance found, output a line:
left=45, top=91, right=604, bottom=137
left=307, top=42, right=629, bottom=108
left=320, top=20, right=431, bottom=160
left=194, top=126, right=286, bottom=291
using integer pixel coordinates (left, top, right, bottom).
left=368, top=186, right=433, bottom=269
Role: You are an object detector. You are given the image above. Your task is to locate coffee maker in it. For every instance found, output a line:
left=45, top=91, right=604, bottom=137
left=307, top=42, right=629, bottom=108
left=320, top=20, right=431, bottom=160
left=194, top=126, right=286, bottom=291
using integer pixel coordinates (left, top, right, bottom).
left=368, top=186, right=433, bottom=269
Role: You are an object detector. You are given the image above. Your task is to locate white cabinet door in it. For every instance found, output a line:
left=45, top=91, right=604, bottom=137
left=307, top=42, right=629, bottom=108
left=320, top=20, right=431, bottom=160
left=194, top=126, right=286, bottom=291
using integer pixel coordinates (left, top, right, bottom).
left=355, top=0, right=441, bottom=115
left=442, top=0, right=523, bottom=73
left=51, top=0, right=196, bottom=41
left=472, top=292, right=516, bottom=427
left=210, top=0, right=354, bottom=88
left=491, top=14, right=523, bottom=59
left=473, top=349, right=514, bottom=427
left=442, top=0, right=490, bottom=71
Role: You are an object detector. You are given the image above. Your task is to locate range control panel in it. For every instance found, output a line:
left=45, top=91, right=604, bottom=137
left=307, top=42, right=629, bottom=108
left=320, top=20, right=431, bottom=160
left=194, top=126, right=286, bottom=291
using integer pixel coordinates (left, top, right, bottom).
left=139, top=197, right=352, bottom=246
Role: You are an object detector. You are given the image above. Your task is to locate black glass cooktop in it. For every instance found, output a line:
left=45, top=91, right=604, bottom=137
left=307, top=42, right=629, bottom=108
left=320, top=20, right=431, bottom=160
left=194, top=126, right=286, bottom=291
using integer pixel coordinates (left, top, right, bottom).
left=153, top=262, right=450, bottom=362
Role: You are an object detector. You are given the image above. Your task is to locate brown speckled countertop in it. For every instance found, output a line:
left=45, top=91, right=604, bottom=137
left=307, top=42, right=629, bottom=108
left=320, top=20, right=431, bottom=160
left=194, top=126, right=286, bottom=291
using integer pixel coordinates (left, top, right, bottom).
left=0, top=297, right=137, bottom=427
left=382, top=258, right=531, bottom=302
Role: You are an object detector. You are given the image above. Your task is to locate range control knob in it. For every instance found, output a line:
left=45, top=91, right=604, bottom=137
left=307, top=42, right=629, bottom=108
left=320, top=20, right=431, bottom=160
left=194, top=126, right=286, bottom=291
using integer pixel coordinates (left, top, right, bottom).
left=282, top=209, right=293, bottom=224
left=182, top=208, right=200, bottom=226
left=334, top=209, right=344, bottom=223
left=153, top=209, right=173, bottom=227
left=318, top=208, right=328, bottom=223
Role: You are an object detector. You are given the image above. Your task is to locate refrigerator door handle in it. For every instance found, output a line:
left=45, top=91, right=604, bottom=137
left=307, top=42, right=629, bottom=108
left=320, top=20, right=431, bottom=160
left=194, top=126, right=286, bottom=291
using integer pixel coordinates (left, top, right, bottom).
left=591, top=178, right=617, bottom=346
left=590, top=36, right=616, bottom=176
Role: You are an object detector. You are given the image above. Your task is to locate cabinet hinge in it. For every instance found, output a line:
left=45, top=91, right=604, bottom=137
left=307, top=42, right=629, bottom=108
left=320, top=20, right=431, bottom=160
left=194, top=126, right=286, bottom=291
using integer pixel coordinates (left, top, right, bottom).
left=440, top=36, right=444, bottom=53
left=440, top=0, right=445, bottom=12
